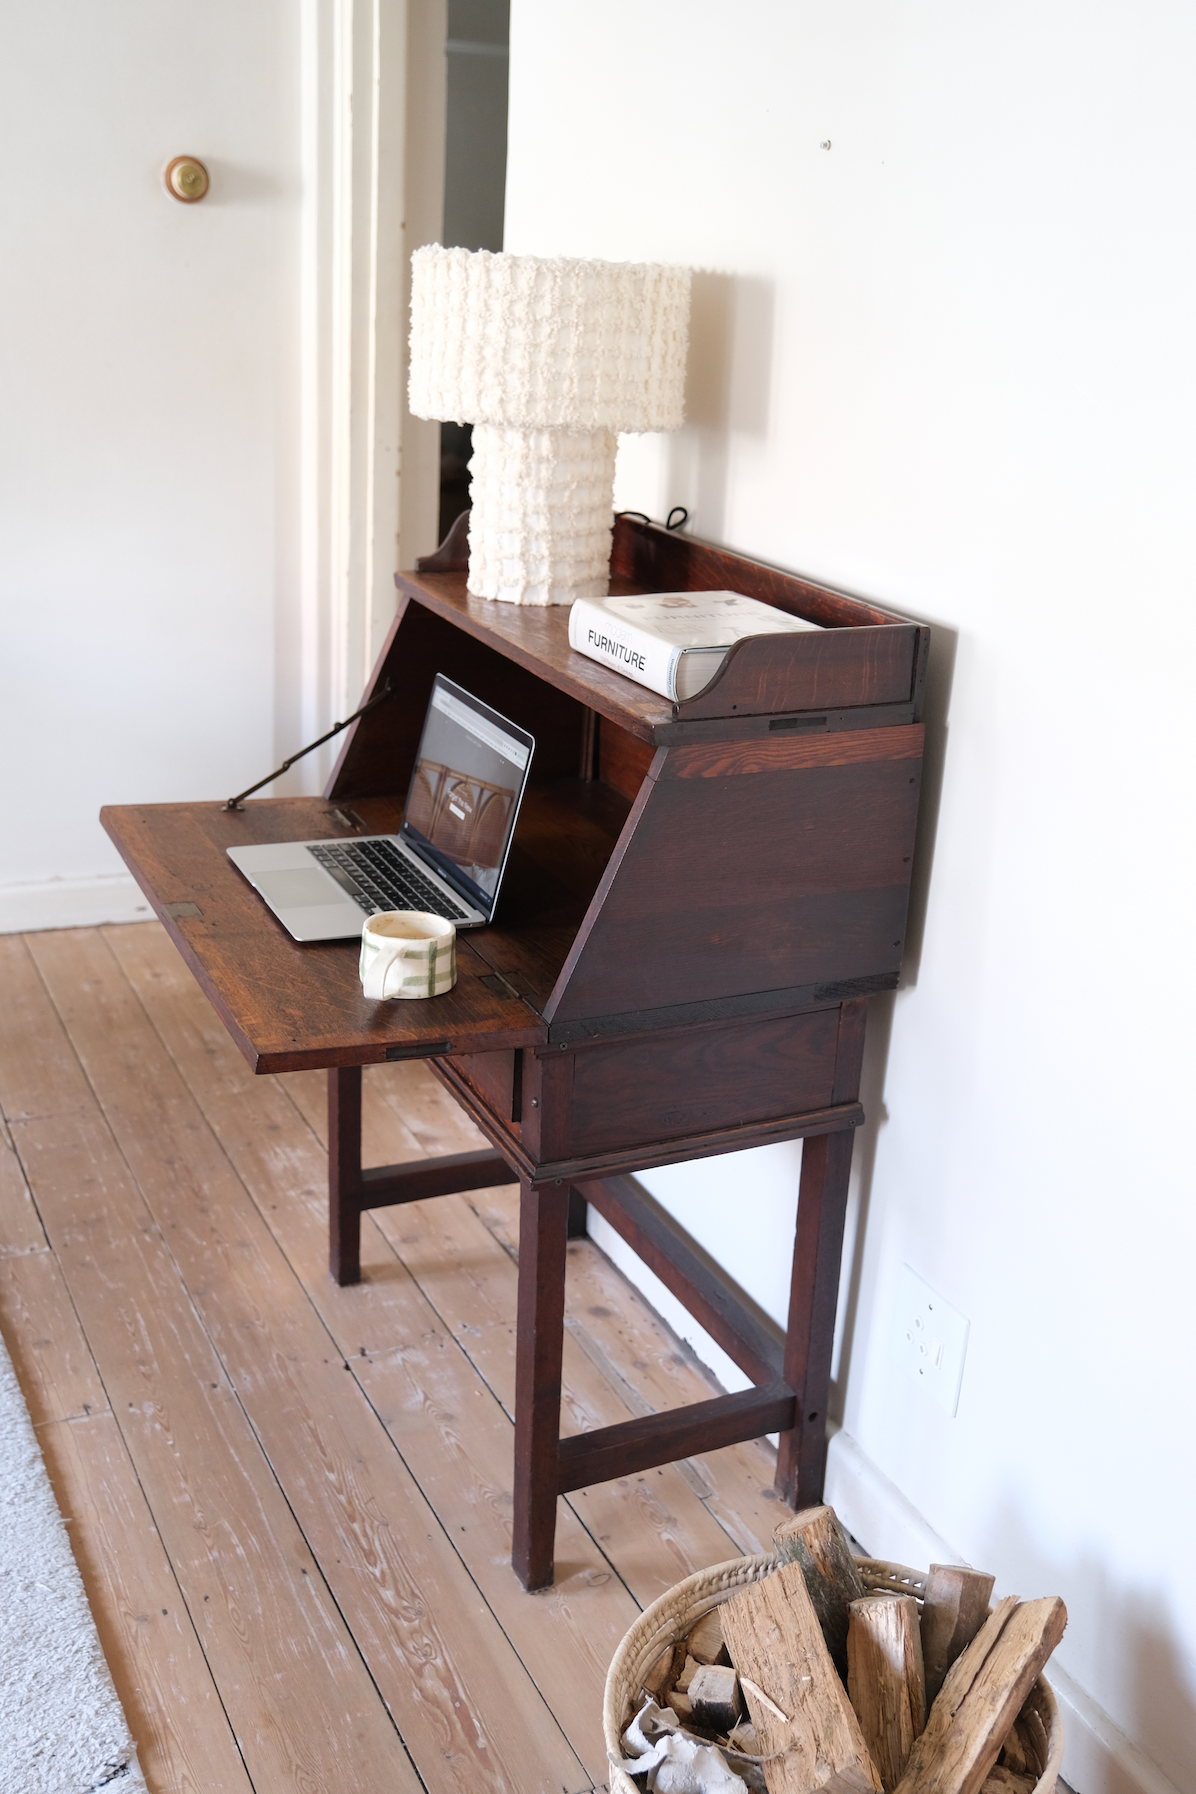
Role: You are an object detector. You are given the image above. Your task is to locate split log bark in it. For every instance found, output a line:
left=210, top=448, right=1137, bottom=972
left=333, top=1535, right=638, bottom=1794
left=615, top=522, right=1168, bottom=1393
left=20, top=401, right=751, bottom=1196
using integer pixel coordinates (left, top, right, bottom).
left=772, top=1503, right=867, bottom=1681
left=847, top=1594, right=926, bottom=1791
left=720, top=1557, right=883, bottom=1794
left=920, top=1565, right=998, bottom=1706
left=893, top=1595, right=1067, bottom=1794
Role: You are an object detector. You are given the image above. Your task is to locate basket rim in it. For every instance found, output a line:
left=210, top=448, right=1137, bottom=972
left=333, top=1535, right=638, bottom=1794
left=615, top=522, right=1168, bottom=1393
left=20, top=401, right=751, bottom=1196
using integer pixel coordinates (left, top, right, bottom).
left=602, top=1551, right=1063, bottom=1794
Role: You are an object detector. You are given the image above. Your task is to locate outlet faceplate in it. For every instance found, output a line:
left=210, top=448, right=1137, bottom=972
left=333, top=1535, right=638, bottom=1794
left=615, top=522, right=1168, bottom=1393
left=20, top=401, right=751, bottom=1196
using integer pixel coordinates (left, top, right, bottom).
left=890, top=1264, right=969, bottom=1416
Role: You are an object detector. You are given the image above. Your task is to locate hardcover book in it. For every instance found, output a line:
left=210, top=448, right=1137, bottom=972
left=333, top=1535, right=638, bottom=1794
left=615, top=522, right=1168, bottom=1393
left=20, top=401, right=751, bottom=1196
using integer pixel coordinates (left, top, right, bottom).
left=568, top=590, right=822, bottom=702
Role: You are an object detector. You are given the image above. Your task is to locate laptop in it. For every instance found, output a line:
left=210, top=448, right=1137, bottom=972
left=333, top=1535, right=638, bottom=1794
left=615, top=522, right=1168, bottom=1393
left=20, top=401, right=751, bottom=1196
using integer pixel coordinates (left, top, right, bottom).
left=227, top=675, right=535, bottom=942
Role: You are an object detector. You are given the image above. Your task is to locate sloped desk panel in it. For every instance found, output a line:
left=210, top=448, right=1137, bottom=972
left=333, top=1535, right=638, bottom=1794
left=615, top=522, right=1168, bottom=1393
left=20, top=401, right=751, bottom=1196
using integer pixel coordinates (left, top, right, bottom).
left=545, top=724, right=924, bottom=1024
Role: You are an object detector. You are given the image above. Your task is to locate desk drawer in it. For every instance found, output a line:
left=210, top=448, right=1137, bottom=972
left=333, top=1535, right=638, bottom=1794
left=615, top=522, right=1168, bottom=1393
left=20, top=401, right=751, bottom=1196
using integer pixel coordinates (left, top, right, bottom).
left=454, top=1049, right=521, bottom=1125
left=560, top=1008, right=840, bottom=1158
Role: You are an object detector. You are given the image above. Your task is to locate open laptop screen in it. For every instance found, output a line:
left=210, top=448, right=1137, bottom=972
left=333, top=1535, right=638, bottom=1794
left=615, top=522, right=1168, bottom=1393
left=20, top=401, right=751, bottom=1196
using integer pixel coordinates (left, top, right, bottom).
left=400, top=676, right=534, bottom=919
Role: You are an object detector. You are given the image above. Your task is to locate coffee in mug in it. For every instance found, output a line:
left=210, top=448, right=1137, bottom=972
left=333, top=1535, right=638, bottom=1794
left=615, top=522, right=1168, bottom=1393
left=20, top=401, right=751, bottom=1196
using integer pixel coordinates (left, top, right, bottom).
left=359, top=911, right=457, bottom=1000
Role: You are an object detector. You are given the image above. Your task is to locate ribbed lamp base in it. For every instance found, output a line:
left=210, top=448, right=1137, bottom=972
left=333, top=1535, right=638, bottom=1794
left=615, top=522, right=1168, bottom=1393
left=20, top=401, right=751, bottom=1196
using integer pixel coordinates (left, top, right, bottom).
left=466, top=424, right=618, bottom=605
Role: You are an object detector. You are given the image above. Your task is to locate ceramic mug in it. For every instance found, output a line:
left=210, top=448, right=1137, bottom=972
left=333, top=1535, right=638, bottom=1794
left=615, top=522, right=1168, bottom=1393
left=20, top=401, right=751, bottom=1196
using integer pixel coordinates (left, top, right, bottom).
left=359, top=910, right=457, bottom=1000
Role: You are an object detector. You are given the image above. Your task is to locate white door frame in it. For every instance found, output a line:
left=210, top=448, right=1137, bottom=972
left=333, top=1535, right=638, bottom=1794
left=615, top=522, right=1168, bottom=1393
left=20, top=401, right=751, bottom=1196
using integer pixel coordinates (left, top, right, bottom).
left=300, top=0, right=445, bottom=772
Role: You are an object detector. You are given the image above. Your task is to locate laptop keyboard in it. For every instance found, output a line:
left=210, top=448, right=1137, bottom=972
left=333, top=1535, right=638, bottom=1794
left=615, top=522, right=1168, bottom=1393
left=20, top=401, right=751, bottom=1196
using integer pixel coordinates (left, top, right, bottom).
left=309, top=839, right=471, bottom=922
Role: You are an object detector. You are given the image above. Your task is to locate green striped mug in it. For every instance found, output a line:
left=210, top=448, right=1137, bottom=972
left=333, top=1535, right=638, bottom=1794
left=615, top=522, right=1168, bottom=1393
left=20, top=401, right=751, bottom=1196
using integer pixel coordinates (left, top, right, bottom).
left=359, top=911, right=457, bottom=1000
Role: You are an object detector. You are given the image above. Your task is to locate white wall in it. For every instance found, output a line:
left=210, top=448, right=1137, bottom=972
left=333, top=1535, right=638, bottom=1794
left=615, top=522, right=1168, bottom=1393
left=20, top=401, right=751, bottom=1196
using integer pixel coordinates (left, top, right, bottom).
left=505, top=6, right=1196, bottom=1791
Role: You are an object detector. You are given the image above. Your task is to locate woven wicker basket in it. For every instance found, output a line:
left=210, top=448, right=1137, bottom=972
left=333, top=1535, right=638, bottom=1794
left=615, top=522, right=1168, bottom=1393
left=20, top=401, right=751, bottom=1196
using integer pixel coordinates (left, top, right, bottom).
left=603, top=1552, right=1064, bottom=1794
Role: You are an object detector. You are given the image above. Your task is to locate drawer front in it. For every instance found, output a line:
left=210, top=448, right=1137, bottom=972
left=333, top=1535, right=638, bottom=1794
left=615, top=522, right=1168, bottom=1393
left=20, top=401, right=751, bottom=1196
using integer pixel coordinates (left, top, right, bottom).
left=564, top=1008, right=840, bottom=1157
left=454, top=1049, right=520, bottom=1124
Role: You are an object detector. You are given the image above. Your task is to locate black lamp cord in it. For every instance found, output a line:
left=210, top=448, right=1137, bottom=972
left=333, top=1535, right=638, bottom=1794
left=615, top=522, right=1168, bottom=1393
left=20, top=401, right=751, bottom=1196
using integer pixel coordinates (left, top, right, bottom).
left=615, top=506, right=690, bottom=531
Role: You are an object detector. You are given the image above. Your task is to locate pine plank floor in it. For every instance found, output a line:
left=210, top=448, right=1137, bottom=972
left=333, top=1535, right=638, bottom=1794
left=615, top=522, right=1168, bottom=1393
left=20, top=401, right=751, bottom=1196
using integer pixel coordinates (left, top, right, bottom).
left=0, top=922, right=786, bottom=1794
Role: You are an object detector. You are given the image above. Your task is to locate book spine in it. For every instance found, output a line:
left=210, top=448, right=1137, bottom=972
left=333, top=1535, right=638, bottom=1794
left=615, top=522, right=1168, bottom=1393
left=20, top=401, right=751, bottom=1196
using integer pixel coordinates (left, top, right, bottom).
left=568, top=600, right=680, bottom=700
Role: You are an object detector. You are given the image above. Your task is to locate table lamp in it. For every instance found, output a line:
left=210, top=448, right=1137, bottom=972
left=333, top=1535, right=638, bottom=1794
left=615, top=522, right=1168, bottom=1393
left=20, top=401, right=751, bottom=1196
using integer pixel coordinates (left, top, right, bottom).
left=408, top=247, right=691, bottom=605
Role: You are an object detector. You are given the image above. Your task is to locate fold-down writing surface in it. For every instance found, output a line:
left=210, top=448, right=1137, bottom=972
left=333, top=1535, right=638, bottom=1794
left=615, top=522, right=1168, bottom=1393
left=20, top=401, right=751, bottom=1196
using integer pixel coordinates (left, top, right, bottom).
left=101, top=797, right=547, bottom=1072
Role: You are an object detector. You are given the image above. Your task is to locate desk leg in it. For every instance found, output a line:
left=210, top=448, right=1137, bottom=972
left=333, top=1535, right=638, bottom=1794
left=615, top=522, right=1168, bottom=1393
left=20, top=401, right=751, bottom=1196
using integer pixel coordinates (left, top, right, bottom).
left=775, top=1127, right=856, bottom=1508
left=328, top=1066, right=363, bottom=1286
left=512, top=1177, right=569, bottom=1590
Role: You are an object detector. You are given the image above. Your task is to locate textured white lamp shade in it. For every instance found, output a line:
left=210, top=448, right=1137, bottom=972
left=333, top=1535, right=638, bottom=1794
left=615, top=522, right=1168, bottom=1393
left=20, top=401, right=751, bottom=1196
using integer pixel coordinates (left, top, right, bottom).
left=409, top=247, right=691, bottom=604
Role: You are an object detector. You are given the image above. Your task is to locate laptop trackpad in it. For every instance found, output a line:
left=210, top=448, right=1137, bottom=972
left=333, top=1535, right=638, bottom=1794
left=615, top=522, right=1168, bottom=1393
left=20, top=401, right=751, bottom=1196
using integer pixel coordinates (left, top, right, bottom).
left=257, top=868, right=350, bottom=910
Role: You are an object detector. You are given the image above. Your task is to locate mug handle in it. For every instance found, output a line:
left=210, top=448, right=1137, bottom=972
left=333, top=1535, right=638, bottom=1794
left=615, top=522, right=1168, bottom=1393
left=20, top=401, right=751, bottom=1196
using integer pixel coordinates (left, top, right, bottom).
left=362, top=939, right=406, bottom=1000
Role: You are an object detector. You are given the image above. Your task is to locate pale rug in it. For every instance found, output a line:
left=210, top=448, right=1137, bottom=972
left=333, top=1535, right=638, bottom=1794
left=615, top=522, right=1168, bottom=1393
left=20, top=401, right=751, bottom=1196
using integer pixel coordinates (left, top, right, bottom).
left=0, top=1329, right=146, bottom=1794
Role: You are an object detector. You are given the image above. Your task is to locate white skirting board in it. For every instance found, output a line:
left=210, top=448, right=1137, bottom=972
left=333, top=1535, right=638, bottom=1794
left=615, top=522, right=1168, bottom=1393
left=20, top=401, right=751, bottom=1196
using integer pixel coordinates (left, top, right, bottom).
left=585, top=1205, right=758, bottom=1399
left=0, top=875, right=152, bottom=934
left=588, top=1204, right=1181, bottom=1794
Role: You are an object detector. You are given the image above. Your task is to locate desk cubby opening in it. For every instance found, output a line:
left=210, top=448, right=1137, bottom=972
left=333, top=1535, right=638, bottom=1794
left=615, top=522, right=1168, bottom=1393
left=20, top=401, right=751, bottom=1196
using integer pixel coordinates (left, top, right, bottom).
left=326, top=596, right=668, bottom=1018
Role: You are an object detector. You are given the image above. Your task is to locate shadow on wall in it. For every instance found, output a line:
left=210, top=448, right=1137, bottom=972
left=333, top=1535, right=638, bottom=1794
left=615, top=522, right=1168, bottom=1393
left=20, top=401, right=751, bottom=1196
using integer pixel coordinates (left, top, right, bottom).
left=897, top=620, right=957, bottom=984
left=987, top=1499, right=1196, bottom=1793
left=668, top=270, right=774, bottom=539
left=829, top=619, right=957, bottom=1418
left=658, top=288, right=963, bottom=1465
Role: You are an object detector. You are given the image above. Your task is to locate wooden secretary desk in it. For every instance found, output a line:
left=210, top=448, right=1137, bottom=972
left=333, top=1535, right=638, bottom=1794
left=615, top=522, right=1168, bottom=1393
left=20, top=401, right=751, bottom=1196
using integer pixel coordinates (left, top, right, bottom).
left=102, top=514, right=928, bottom=1590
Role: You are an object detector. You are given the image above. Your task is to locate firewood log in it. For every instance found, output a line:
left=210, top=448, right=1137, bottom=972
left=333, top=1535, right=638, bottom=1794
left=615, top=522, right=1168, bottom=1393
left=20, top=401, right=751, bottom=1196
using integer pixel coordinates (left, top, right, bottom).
left=772, top=1503, right=867, bottom=1681
left=721, top=1558, right=883, bottom=1794
left=688, top=1607, right=731, bottom=1665
left=920, top=1566, right=997, bottom=1706
left=998, top=1715, right=1034, bottom=1775
left=675, top=1653, right=700, bottom=1693
left=847, top=1594, right=926, bottom=1791
left=893, top=1596, right=1066, bottom=1794
left=666, top=1688, right=694, bottom=1724
left=642, top=1644, right=675, bottom=1701
left=980, top=1769, right=1034, bottom=1794
left=728, top=1720, right=760, bottom=1755
left=996, top=1707, right=1032, bottom=1779
left=820, top=1771, right=884, bottom=1794
left=690, top=1663, right=743, bottom=1732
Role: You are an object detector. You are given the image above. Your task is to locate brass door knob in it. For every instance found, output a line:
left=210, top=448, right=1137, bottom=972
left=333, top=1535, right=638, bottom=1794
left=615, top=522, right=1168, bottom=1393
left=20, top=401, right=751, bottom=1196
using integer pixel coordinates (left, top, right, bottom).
left=165, top=156, right=210, bottom=203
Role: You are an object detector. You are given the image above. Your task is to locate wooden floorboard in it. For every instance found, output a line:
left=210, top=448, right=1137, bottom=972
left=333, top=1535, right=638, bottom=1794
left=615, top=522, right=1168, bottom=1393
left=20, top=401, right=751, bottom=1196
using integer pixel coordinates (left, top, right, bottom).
left=106, top=924, right=637, bottom=1787
left=1, top=1118, right=248, bottom=1792
left=116, top=924, right=754, bottom=1597
left=8, top=1095, right=424, bottom=1791
left=0, top=922, right=789, bottom=1794
left=42, top=1411, right=254, bottom=1794
left=30, top=926, right=587, bottom=1794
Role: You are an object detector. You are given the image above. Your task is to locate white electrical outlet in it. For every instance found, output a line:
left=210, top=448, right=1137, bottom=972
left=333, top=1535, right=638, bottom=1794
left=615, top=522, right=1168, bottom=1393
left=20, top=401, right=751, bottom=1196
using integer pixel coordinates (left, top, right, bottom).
left=890, top=1264, right=969, bottom=1417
